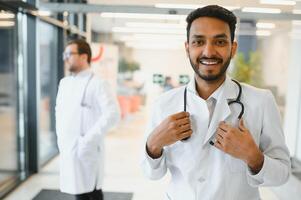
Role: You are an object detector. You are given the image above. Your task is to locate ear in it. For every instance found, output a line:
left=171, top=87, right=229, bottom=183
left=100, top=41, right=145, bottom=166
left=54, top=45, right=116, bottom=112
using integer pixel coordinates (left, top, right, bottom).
left=81, top=54, right=89, bottom=63
left=230, top=41, right=238, bottom=58
left=185, top=41, right=189, bottom=57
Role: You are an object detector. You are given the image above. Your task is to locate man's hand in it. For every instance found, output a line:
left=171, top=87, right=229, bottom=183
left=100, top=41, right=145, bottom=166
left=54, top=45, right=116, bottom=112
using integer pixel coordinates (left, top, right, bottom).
left=213, top=119, right=264, bottom=174
left=146, top=111, right=192, bottom=159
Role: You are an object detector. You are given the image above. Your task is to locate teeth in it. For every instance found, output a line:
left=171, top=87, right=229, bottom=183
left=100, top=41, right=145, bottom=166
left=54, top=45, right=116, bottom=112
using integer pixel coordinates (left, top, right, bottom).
left=200, top=60, right=219, bottom=65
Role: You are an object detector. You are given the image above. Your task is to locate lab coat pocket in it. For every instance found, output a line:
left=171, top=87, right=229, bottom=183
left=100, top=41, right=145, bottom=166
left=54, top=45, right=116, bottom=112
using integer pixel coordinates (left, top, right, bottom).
left=226, top=155, right=246, bottom=173
left=77, top=136, right=98, bottom=163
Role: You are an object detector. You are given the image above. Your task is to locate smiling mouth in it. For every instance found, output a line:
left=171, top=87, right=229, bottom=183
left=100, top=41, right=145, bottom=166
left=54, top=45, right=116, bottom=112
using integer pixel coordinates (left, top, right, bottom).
left=199, top=58, right=222, bottom=65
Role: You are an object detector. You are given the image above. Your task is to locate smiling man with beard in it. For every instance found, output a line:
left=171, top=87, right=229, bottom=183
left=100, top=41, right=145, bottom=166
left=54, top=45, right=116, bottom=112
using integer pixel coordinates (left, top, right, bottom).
left=141, top=5, right=290, bottom=200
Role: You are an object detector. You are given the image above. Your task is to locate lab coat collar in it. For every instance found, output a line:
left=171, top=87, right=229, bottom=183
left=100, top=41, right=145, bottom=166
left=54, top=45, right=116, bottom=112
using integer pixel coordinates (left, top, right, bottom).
left=70, top=67, right=92, bottom=78
left=186, top=75, right=238, bottom=146
left=203, top=75, right=238, bottom=145
left=186, top=75, right=236, bottom=100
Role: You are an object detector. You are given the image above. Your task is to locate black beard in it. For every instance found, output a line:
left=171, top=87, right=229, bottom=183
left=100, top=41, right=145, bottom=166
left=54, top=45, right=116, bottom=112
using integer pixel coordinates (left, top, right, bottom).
left=188, top=55, right=231, bottom=82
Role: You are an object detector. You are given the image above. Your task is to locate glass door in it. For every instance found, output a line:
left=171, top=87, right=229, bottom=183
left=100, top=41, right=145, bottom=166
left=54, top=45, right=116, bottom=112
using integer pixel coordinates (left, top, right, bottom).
left=0, top=10, right=21, bottom=197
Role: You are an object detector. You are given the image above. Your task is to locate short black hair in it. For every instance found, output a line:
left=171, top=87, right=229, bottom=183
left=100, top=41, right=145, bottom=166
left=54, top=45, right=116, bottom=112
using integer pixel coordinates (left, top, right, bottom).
left=186, top=5, right=237, bottom=43
left=67, top=39, right=92, bottom=64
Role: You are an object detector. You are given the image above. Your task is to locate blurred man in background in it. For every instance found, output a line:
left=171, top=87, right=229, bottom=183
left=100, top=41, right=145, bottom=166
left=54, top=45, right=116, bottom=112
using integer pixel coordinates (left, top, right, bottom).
left=56, top=39, right=120, bottom=200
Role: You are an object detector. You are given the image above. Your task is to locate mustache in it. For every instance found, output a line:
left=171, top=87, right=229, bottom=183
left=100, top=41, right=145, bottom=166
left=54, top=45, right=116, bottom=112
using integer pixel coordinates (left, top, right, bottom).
left=197, top=56, right=223, bottom=63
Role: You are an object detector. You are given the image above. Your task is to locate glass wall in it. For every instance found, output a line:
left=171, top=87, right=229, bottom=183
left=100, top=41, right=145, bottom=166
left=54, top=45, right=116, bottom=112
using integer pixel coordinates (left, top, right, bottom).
left=0, top=10, right=20, bottom=194
left=38, top=20, right=59, bottom=166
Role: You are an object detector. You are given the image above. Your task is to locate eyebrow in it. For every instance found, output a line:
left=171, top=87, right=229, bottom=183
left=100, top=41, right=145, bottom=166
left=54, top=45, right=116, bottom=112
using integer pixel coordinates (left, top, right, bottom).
left=191, top=33, right=229, bottom=39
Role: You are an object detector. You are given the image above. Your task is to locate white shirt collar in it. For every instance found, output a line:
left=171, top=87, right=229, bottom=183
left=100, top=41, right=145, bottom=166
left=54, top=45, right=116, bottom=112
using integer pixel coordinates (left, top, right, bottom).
left=71, top=68, right=92, bottom=78
left=186, top=76, right=226, bottom=101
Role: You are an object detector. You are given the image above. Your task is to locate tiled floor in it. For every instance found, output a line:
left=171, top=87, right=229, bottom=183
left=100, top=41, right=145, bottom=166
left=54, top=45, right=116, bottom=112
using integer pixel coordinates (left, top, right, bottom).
left=4, top=110, right=279, bottom=200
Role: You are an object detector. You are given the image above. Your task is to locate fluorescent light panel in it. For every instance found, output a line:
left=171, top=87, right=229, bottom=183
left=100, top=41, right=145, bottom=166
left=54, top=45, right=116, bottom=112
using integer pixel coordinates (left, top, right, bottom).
left=292, top=20, right=301, bottom=26
left=126, top=43, right=182, bottom=50
left=256, top=22, right=275, bottom=29
left=293, top=9, right=301, bottom=14
left=119, top=35, right=185, bottom=42
left=125, top=22, right=185, bottom=29
left=112, top=27, right=185, bottom=34
left=256, top=30, right=271, bottom=36
left=155, top=3, right=203, bottom=9
left=37, top=11, right=52, bottom=16
left=101, top=12, right=186, bottom=20
left=155, top=4, right=240, bottom=11
left=0, top=21, right=15, bottom=27
left=133, top=34, right=186, bottom=40
left=0, top=13, right=15, bottom=19
left=242, top=7, right=281, bottom=13
left=260, top=0, right=296, bottom=6
left=224, top=6, right=241, bottom=11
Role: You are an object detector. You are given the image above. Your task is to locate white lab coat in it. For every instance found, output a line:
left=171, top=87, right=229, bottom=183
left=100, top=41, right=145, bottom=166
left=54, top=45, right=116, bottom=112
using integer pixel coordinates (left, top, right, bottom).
left=141, top=76, right=290, bottom=200
left=55, top=68, right=120, bottom=194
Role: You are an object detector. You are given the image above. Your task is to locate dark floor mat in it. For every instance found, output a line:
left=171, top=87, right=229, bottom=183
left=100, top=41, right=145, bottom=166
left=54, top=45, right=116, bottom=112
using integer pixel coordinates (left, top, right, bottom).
left=32, top=189, right=133, bottom=200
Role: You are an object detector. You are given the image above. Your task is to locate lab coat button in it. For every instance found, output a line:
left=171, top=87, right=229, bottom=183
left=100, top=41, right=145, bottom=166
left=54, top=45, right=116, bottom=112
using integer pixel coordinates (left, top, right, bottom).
left=198, top=177, right=205, bottom=182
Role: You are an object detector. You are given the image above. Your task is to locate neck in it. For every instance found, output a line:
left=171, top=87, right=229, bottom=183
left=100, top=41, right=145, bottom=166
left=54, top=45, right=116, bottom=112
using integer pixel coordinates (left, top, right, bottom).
left=72, top=63, right=90, bottom=74
left=195, top=74, right=226, bottom=100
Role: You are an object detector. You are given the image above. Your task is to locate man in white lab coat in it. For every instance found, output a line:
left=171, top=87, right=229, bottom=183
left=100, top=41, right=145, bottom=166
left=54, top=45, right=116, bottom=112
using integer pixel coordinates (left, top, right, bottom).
left=56, top=39, right=120, bottom=200
left=141, top=5, right=291, bottom=200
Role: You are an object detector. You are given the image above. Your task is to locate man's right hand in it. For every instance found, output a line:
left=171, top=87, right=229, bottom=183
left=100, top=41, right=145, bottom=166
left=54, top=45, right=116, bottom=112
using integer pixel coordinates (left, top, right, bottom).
left=146, top=111, right=192, bottom=158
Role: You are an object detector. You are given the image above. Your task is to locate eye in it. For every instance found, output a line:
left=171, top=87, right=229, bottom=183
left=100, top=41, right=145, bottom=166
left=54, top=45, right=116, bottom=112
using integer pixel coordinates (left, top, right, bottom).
left=215, top=39, right=228, bottom=46
left=191, top=39, right=205, bottom=46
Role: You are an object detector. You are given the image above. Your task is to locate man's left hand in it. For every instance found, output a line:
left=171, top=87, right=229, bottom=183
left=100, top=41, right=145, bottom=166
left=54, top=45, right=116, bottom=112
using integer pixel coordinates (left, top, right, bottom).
left=213, top=119, right=264, bottom=174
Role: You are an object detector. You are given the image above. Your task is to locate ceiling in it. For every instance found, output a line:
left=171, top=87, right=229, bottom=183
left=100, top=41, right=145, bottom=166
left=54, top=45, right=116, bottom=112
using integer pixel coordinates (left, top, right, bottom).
left=84, top=0, right=301, bottom=49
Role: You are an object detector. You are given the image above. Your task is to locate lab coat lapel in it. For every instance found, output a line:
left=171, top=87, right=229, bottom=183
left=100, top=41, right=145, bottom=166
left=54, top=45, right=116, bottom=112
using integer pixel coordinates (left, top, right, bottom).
left=202, top=76, right=237, bottom=146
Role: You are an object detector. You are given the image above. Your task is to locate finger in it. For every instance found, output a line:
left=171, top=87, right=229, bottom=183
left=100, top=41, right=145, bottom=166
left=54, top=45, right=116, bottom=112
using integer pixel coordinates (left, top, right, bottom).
left=216, top=133, right=223, bottom=141
left=171, top=111, right=190, bottom=120
left=217, top=125, right=227, bottom=133
left=179, top=129, right=193, bottom=140
left=178, top=123, right=191, bottom=133
left=177, top=117, right=190, bottom=126
left=239, top=118, right=247, bottom=131
left=218, top=121, right=231, bottom=131
left=214, top=140, right=223, bottom=150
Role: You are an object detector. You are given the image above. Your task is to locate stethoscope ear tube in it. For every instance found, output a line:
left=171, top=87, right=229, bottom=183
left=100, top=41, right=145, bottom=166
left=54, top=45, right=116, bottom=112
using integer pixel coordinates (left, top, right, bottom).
left=181, top=79, right=244, bottom=142
left=181, top=87, right=190, bottom=141
left=80, top=73, right=94, bottom=136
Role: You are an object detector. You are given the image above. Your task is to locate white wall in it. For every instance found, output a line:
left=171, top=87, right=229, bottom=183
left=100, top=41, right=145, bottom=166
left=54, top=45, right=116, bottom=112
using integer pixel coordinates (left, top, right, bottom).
left=284, top=36, right=301, bottom=158
left=260, top=33, right=290, bottom=98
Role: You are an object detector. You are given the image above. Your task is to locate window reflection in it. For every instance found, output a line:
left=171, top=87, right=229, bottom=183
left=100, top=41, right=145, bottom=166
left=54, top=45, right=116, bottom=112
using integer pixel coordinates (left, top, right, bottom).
left=38, top=21, right=58, bottom=165
left=0, top=10, right=19, bottom=188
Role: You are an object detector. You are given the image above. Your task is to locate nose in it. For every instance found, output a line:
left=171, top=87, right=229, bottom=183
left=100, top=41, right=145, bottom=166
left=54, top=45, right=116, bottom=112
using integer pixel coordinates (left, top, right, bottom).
left=202, top=43, right=216, bottom=58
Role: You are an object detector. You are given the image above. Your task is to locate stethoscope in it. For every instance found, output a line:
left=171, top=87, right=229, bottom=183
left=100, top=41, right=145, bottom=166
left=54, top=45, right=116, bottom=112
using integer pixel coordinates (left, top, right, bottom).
left=182, top=79, right=244, bottom=141
left=80, top=73, right=94, bottom=109
left=80, top=73, right=94, bottom=136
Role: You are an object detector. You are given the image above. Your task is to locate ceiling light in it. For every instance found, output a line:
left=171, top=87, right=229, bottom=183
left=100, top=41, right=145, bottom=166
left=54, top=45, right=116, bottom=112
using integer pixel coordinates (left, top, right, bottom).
left=260, top=0, right=296, bottom=6
left=256, top=22, right=276, bottom=29
left=119, top=34, right=186, bottom=42
left=135, top=34, right=186, bottom=40
left=224, top=6, right=241, bottom=11
left=125, top=22, right=185, bottom=29
left=293, top=9, right=301, bottom=14
left=126, top=42, right=183, bottom=50
left=37, top=11, right=52, bottom=16
left=155, top=4, right=240, bottom=11
left=0, top=13, right=15, bottom=19
left=0, top=21, right=15, bottom=27
left=112, top=27, right=185, bottom=34
left=155, top=3, right=203, bottom=9
left=242, top=7, right=281, bottom=14
left=256, top=30, right=271, bottom=36
left=292, top=20, right=301, bottom=26
left=101, top=12, right=186, bottom=20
